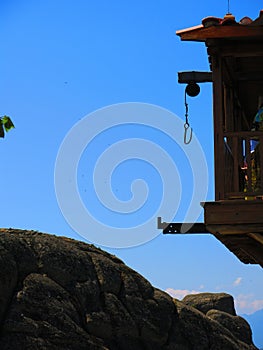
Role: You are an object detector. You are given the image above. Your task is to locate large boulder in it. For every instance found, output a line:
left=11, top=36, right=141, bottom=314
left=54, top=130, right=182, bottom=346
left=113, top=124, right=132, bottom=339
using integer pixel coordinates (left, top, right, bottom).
left=182, top=292, right=236, bottom=315
left=206, top=309, right=253, bottom=345
left=0, top=229, right=258, bottom=350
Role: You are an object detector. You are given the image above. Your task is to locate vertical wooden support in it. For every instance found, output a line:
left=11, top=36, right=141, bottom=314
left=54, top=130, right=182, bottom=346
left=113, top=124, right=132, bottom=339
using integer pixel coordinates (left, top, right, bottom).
left=211, top=53, right=225, bottom=200
left=260, top=135, right=263, bottom=192
left=246, top=138, right=252, bottom=192
left=223, top=84, right=234, bottom=132
left=233, top=136, right=239, bottom=193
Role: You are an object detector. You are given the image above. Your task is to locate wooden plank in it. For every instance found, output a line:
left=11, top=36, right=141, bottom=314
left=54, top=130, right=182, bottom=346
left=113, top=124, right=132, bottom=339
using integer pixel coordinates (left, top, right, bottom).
left=226, top=192, right=263, bottom=198
left=221, top=50, right=263, bottom=58
left=204, top=201, right=263, bottom=225
left=177, top=25, right=263, bottom=42
left=176, top=24, right=203, bottom=37
left=218, top=43, right=263, bottom=58
left=238, top=72, right=263, bottom=81
left=224, top=131, right=263, bottom=137
left=214, top=233, right=263, bottom=267
left=207, top=224, right=263, bottom=235
left=205, top=199, right=263, bottom=205
left=248, top=232, right=263, bottom=245
left=178, top=71, right=212, bottom=83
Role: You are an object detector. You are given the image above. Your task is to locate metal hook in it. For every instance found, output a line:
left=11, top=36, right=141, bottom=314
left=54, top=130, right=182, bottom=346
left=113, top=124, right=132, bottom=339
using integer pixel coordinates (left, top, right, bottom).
left=184, top=122, right=192, bottom=144
left=184, top=90, right=192, bottom=144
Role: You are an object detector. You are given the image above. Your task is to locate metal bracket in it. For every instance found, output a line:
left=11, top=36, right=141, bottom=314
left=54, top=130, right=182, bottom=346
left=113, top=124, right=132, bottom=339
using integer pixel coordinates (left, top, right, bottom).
left=157, top=217, right=210, bottom=234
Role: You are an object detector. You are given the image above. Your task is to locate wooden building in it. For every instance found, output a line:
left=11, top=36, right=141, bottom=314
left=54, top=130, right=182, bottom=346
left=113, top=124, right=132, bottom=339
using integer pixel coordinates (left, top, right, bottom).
left=159, top=11, right=263, bottom=267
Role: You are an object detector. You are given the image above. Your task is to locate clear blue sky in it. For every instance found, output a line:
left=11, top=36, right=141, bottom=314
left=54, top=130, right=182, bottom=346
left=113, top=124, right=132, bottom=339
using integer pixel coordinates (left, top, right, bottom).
left=0, top=0, right=262, bottom=329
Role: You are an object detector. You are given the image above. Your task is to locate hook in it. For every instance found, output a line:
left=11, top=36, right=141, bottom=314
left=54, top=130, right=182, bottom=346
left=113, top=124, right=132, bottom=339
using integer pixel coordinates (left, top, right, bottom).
left=184, top=90, right=192, bottom=144
left=184, top=122, right=192, bottom=144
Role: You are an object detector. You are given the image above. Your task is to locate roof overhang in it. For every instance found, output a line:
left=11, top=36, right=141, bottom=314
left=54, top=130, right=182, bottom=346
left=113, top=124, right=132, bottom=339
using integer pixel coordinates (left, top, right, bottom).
left=176, top=24, right=263, bottom=42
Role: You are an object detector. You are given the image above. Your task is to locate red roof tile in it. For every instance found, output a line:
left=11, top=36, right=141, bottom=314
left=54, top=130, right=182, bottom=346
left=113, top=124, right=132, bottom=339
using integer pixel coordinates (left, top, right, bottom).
left=176, top=10, right=263, bottom=41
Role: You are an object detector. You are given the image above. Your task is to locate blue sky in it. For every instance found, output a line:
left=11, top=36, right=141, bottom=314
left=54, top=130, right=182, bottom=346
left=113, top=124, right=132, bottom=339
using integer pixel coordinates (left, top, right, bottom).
left=0, top=0, right=262, bottom=335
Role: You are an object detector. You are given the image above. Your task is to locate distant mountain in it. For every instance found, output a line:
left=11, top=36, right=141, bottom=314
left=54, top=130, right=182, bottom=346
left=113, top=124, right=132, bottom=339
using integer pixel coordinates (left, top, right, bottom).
left=242, top=309, right=263, bottom=349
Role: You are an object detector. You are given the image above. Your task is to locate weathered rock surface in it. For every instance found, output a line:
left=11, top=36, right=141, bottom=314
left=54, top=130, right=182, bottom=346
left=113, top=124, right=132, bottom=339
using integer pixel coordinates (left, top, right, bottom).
left=0, top=229, right=258, bottom=350
left=206, top=309, right=253, bottom=345
left=182, top=292, right=236, bottom=316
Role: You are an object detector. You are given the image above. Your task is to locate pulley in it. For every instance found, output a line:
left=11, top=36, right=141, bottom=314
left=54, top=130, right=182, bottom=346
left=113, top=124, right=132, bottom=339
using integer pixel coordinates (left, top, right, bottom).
left=185, top=82, right=200, bottom=97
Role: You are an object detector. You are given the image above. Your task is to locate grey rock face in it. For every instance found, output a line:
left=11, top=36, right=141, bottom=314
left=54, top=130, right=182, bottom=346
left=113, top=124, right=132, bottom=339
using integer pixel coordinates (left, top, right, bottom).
left=182, top=292, right=236, bottom=315
left=206, top=309, right=253, bottom=345
left=0, top=229, right=258, bottom=350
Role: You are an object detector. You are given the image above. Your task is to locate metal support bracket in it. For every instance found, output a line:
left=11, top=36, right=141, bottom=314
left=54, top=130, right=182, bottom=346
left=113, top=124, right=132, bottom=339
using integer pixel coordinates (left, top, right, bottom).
left=157, top=217, right=210, bottom=234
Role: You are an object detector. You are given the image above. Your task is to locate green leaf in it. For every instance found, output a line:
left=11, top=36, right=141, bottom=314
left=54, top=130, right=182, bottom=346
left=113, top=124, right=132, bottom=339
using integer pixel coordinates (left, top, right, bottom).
left=0, top=121, right=5, bottom=138
left=1, top=116, right=15, bottom=132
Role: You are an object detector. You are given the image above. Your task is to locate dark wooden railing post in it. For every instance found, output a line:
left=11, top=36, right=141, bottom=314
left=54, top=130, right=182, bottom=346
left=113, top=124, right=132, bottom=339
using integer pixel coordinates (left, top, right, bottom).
left=260, top=135, right=263, bottom=192
left=246, top=137, right=252, bottom=193
left=233, top=136, right=239, bottom=193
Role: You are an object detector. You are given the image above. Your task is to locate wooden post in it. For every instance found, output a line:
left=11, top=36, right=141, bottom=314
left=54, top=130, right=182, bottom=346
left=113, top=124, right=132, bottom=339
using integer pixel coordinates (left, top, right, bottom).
left=211, top=51, right=225, bottom=200
left=233, top=136, right=239, bottom=193
left=246, top=138, right=252, bottom=192
left=260, top=135, right=263, bottom=192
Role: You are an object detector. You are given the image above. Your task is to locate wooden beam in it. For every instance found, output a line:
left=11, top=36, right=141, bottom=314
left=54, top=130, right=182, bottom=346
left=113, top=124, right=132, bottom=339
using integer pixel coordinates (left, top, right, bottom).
left=177, top=25, right=263, bottom=42
left=206, top=224, right=263, bottom=235
left=211, top=55, right=225, bottom=200
left=219, top=44, right=263, bottom=58
left=224, top=131, right=263, bottom=138
left=213, top=232, right=263, bottom=267
left=248, top=232, right=263, bottom=245
left=178, top=71, right=212, bottom=84
left=204, top=200, right=263, bottom=225
left=237, top=72, right=263, bottom=81
left=209, top=46, right=263, bottom=58
left=226, top=192, right=263, bottom=198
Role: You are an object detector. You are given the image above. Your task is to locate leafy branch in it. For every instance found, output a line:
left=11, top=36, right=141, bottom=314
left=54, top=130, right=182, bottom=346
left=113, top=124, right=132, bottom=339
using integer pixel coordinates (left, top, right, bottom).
left=0, top=116, right=15, bottom=138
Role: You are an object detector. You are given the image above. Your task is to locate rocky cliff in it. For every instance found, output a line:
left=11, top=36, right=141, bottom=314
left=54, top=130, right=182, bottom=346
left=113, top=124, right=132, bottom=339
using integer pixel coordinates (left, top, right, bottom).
left=0, top=229, right=258, bottom=349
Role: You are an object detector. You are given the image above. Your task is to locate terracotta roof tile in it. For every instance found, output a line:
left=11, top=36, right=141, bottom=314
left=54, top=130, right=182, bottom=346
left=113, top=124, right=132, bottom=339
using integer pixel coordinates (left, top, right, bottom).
left=202, top=17, right=221, bottom=28
left=252, top=10, right=263, bottom=26
left=176, top=9, right=263, bottom=41
left=201, top=10, right=263, bottom=28
left=239, top=16, right=253, bottom=25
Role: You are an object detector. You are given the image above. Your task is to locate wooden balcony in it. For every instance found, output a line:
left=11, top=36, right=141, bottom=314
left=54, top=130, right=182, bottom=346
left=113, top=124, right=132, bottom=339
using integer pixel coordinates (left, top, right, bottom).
left=203, top=200, right=263, bottom=267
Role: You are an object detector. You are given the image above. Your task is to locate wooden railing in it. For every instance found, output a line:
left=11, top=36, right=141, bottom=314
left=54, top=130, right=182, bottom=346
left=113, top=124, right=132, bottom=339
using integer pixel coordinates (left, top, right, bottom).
left=223, top=131, right=263, bottom=199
